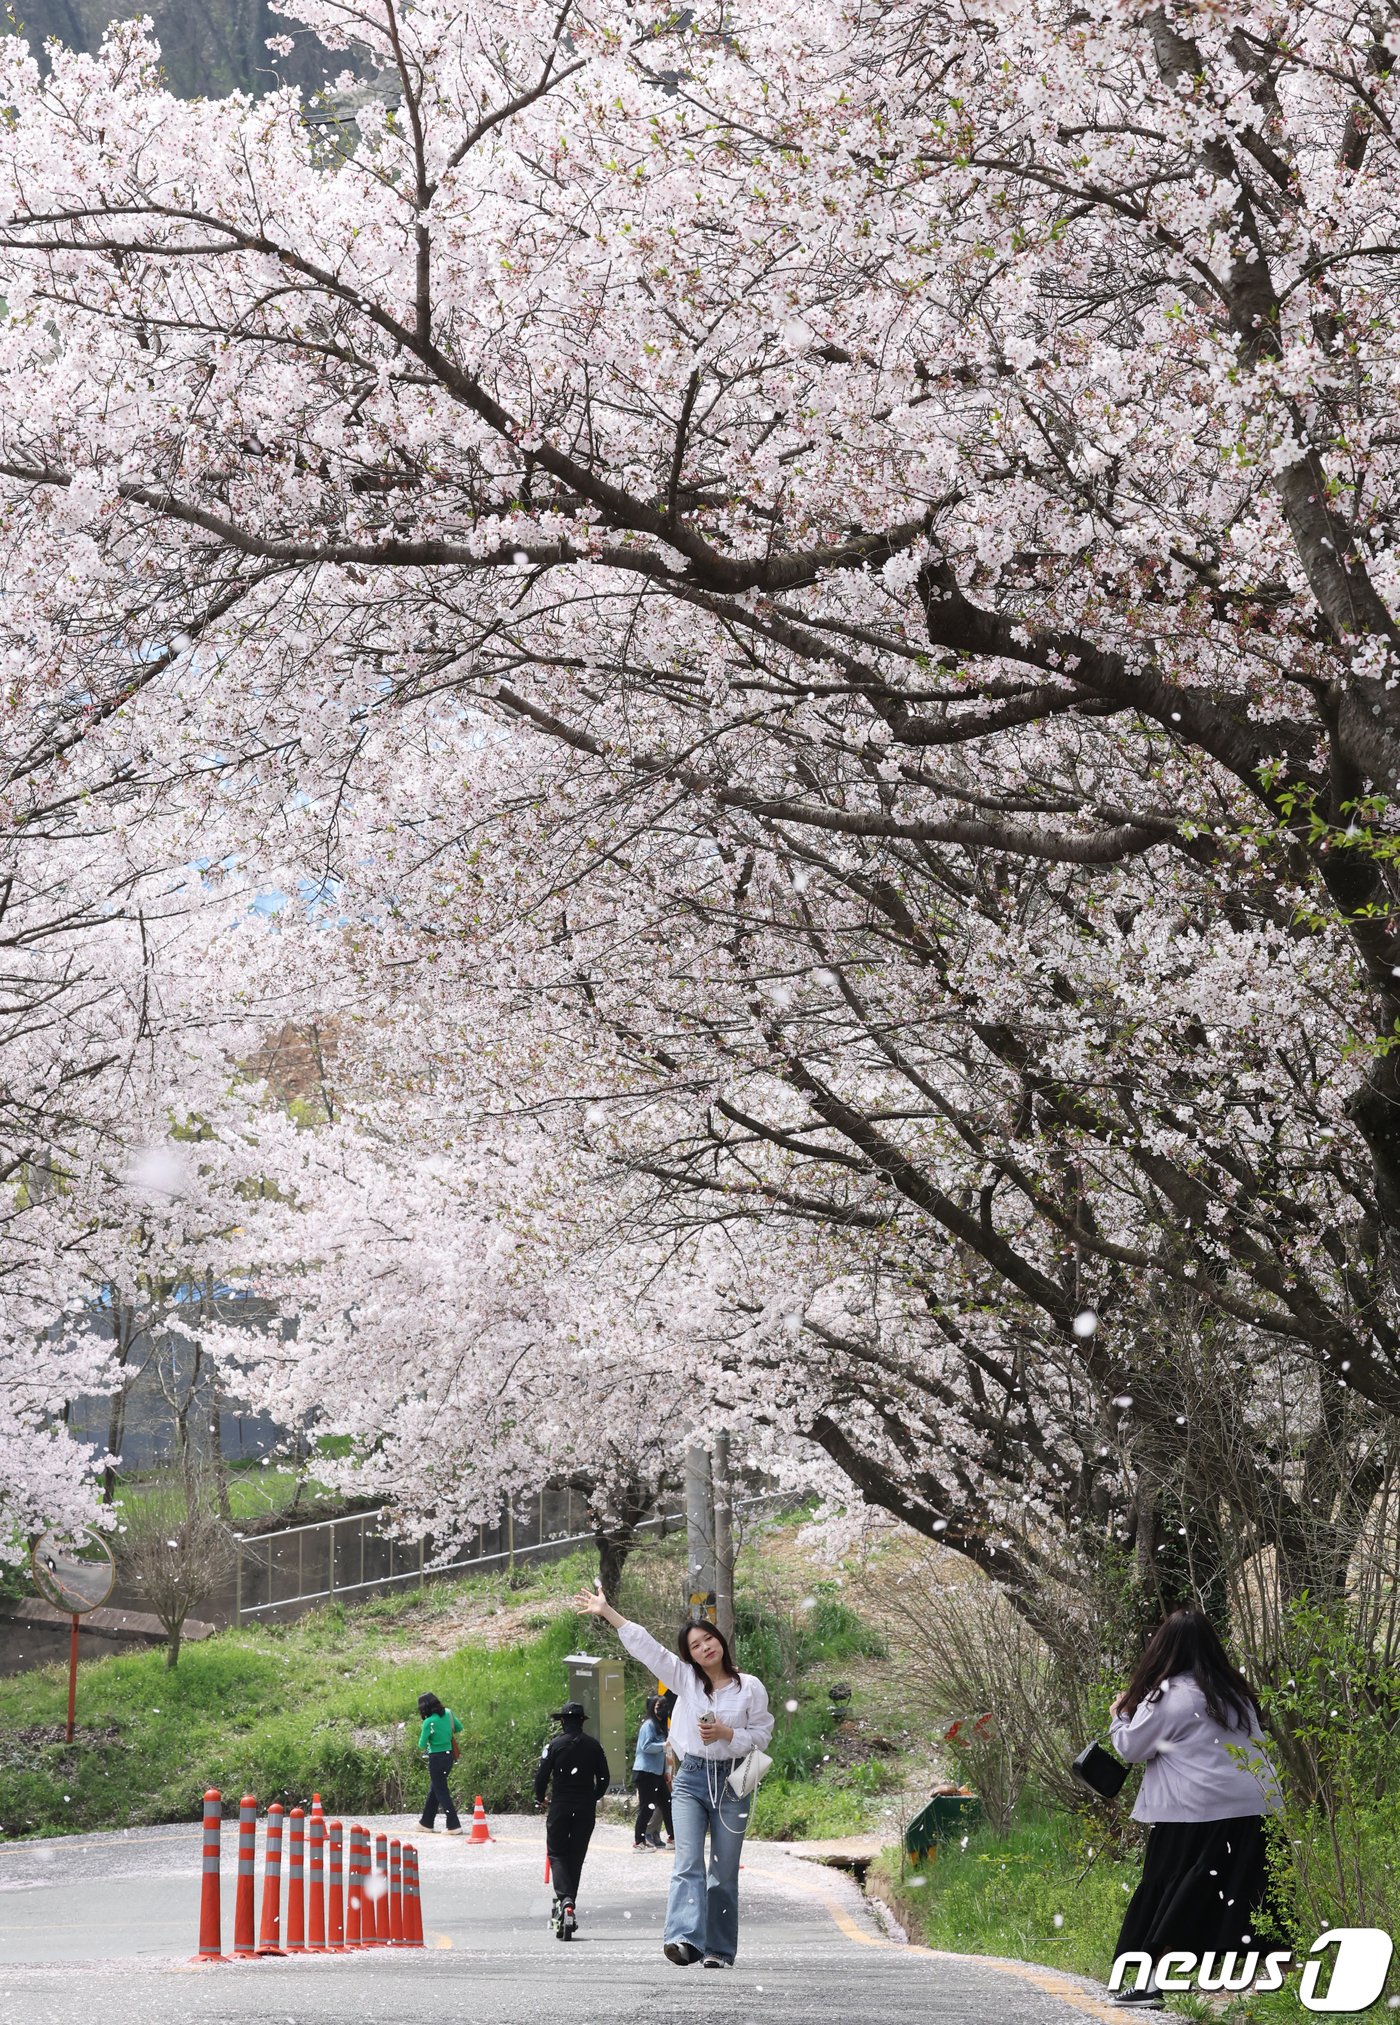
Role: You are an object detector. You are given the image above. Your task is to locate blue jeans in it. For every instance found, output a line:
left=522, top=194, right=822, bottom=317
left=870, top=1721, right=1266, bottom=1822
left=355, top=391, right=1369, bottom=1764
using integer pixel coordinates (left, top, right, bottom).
left=665, top=1755, right=752, bottom=1964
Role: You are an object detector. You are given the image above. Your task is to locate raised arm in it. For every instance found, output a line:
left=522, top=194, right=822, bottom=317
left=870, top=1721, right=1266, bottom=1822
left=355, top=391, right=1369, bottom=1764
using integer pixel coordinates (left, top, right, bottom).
left=574, top=1588, right=627, bottom=1633
left=573, top=1587, right=681, bottom=1691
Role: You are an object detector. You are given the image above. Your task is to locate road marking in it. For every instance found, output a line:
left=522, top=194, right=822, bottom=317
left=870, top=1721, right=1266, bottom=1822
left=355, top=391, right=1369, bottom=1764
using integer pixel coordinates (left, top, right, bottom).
left=0, top=1826, right=1120, bottom=2018
left=749, top=1857, right=1122, bottom=2021
left=917, top=1950, right=1125, bottom=2025
left=744, top=1859, right=886, bottom=1948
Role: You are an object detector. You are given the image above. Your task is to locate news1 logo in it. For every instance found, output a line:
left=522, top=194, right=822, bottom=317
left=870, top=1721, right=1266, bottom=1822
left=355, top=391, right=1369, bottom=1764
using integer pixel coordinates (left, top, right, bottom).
left=1109, top=1928, right=1395, bottom=2009
left=1298, top=1932, right=1397, bottom=2013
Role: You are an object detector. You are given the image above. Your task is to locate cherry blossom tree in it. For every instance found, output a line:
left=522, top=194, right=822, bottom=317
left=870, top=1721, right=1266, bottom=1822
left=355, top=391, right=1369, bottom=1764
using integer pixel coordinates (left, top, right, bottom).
left=4, top=0, right=1400, bottom=1614
left=208, top=1081, right=692, bottom=1595
left=0, top=839, right=332, bottom=1551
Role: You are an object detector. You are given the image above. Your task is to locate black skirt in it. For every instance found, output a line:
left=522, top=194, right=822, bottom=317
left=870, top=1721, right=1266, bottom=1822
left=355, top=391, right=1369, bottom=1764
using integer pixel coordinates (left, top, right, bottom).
left=1115, top=1816, right=1270, bottom=1962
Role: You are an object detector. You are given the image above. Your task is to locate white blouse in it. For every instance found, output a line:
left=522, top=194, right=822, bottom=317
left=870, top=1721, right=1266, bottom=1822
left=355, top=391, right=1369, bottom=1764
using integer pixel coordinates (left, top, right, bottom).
left=618, top=1619, right=774, bottom=1762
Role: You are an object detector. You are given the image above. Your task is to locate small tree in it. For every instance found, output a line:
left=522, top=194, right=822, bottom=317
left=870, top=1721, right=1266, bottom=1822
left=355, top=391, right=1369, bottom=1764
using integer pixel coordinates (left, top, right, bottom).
left=117, top=1469, right=232, bottom=1668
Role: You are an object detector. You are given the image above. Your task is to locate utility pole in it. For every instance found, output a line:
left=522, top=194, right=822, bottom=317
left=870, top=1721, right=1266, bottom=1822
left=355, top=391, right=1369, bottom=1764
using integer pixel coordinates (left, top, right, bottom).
left=685, top=1444, right=717, bottom=1624
left=712, top=1431, right=735, bottom=1642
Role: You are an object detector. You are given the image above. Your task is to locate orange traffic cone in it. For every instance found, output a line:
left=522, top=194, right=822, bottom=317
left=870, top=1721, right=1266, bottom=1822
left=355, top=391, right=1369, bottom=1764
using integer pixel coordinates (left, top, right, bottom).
left=192, top=1788, right=225, bottom=1962
left=232, top=1794, right=258, bottom=1957
left=402, top=1843, right=425, bottom=1947
left=468, top=1795, right=492, bottom=1844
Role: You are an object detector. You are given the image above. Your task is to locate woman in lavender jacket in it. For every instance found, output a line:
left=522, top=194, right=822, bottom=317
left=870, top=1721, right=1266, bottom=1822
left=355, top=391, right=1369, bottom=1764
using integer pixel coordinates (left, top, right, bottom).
left=1108, top=1609, right=1280, bottom=2009
left=576, top=1586, right=773, bottom=1968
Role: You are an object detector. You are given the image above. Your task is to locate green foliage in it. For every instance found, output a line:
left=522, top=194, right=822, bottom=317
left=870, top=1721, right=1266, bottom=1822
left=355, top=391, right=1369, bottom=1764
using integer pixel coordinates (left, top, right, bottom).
left=727, top=1585, right=884, bottom=1688
left=114, top=1463, right=342, bottom=1527
left=0, top=1562, right=587, bottom=1837
left=875, top=1598, right=1400, bottom=2015
left=1264, top=1601, right=1400, bottom=1959
left=875, top=1807, right=1140, bottom=1983
left=0, top=1544, right=892, bottom=1841
left=753, top=1755, right=896, bottom=1840
left=796, top=1594, right=889, bottom=1662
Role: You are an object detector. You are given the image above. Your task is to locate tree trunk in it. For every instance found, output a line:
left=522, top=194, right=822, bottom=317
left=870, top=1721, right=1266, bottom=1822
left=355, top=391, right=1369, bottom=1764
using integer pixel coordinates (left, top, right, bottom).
left=165, top=1626, right=182, bottom=1669
left=103, top=1388, right=128, bottom=1506
left=202, top=1273, right=233, bottom=1520
left=174, top=1363, right=196, bottom=1485
left=1129, top=1478, right=1233, bottom=1629
left=103, top=1299, right=137, bottom=1505
left=595, top=1529, right=633, bottom=1608
left=208, top=1382, right=232, bottom=1520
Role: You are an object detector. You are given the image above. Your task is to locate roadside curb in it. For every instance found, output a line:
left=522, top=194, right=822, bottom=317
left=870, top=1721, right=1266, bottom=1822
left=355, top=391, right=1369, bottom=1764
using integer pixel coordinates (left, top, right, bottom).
left=861, top=1855, right=1124, bottom=2024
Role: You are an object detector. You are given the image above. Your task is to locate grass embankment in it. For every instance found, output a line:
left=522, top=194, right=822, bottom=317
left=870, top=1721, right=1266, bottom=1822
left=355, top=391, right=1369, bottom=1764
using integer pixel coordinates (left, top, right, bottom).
left=872, top=1812, right=1380, bottom=2022
left=0, top=1558, right=586, bottom=1839
left=0, top=1533, right=895, bottom=1842
left=113, top=1459, right=350, bottom=1530
left=873, top=1809, right=1136, bottom=1981
left=736, top=1595, right=892, bottom=1840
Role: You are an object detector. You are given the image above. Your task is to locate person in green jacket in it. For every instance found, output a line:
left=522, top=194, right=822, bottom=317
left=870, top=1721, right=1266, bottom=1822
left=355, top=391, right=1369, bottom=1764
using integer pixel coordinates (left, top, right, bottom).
left=417, top=1691, right=464, bottom=1832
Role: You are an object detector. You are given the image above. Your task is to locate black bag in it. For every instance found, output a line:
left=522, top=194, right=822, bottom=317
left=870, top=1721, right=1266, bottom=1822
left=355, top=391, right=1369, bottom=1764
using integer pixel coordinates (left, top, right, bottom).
left=1071, top=1739, right=1128, bottom=1798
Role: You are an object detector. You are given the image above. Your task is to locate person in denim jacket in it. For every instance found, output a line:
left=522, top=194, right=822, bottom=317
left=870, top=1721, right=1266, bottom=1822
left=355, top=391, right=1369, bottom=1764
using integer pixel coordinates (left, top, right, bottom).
left=632, top=1695, right=673, bottom=1849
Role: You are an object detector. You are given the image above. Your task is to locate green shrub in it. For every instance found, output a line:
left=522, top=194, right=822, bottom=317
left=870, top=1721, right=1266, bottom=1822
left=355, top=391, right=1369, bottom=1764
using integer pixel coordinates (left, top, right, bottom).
left=0, top=1585, right=582, bottom=1836
left=752, top=1776, right=876, bottom=1840
left=797, top=1595, right=887, bottom=1663
left=876, top=1807, right=1140, bottom=1982
left=0, top=1538, right=891, bottom=1843
left=1264, top=1601, right=1400, bottom=1973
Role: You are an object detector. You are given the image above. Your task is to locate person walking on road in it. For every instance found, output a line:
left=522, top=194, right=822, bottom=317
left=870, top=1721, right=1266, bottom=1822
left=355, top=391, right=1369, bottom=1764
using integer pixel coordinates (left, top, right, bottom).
left=534, top=1700, right=610, bottom=1941
left=416, top=1691, right=464, bottom=1833
left=576, top=1585, right=773, bottom=1969
left=632, top=1695, right=674, bottom=1850
left=1108, top=1609, right=1280, bottom=2009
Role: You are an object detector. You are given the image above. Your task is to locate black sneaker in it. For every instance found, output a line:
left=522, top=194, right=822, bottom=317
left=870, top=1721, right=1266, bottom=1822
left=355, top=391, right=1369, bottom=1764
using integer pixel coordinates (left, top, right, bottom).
left=663, top=1941, right=702, bottom=1966
left=1112, top=1992, right=1164, bottom=2010
left=702, top=1956, right=733, bottom=1968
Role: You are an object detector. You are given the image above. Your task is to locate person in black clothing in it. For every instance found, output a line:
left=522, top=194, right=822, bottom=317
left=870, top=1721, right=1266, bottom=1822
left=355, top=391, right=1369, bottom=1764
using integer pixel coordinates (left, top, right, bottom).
left=533, top=1701, right=610, bottom=1940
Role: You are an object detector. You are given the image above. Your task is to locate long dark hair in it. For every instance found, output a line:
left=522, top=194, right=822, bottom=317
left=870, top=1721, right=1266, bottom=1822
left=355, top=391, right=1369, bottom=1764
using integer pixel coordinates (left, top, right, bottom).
left=676, top=1619, right=741, bottom=1697
left=417, top=1692, right=445, bottom=1719
left=1119, top=1610, right=1260, bottom=1731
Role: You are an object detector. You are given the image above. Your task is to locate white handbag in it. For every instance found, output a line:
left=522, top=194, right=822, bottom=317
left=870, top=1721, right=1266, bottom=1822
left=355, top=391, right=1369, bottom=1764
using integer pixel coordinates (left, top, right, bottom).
left=727, top=1748, right=773, bottom=1798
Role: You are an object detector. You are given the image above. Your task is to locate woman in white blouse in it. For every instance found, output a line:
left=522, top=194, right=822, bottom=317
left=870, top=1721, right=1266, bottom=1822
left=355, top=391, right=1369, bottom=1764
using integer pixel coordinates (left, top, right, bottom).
left=575, top=1586, right=774, bottom=1967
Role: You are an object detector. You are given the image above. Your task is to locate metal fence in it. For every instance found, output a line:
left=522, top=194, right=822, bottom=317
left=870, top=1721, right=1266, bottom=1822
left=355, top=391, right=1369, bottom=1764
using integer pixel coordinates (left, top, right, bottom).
left=231, top=1485, right=784, bottom=1624
left=232, top=1485, right=676, bottom=1623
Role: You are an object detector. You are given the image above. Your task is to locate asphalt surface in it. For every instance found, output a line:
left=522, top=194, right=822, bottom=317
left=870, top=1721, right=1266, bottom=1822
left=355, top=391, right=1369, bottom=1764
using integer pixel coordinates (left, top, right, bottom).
left=0, top=1812, right=1122, bottom=2024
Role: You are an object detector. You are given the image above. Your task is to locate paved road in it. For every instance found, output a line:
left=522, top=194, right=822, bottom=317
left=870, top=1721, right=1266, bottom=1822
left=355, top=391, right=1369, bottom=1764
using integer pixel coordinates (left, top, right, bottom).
left=0, top=1813, right=1120, bottom=2024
